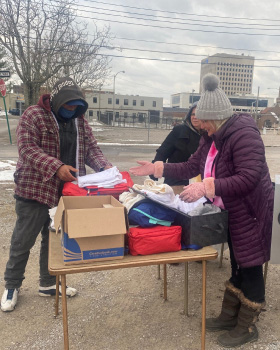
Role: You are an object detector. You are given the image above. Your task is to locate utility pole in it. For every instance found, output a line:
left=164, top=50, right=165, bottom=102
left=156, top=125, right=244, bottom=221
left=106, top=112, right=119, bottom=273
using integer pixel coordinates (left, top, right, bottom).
left=112, top=71, right=125, bottom=126
left=255, top=86, right=260, bottom=123
left=98, top=85, right=101, bottom=121
left=191, top=89, right=195, bottom=105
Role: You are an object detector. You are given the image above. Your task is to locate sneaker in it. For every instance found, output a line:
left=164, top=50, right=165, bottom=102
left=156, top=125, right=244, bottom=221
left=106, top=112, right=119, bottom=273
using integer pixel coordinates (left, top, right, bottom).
left=39, top=284, right=77, bottom=297
left=1, top=288, right=19, bottom=312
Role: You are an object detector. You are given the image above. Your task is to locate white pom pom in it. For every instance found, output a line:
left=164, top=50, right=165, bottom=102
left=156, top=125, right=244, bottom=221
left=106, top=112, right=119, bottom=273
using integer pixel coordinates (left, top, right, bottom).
left=202, top=74, right=219, bottom=91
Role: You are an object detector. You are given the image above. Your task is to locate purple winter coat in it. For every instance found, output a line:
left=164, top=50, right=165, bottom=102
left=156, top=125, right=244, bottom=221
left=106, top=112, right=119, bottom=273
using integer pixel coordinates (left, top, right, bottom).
left=163, top=114, right=274, bottom=268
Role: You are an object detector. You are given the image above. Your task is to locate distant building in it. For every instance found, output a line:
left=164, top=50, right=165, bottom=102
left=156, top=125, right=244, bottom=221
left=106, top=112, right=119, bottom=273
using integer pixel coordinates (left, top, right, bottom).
left=200, top=53, right=255, bottom=96
left=85, top=89, right=163, bottom=125
left=170, top=92, right=200, bottom=108
left=163, top=107, right=189, bottom=124
left=257, top=105, right=280, bottom=129
left=170, top=92, right=274, bottom=114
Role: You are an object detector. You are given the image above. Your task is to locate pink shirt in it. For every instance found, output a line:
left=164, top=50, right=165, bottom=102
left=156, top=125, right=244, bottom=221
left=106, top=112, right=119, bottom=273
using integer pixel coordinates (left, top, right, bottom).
left=204, top=141, right=225, bottom=209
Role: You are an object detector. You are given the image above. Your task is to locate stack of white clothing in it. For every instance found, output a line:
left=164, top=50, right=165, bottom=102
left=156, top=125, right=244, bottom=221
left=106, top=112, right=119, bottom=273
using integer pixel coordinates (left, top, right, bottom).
left=77, top=166, right=126, bottom=188
left=133, top=180, right=175, bottom=203
left=173, top=195, right=207, bottom=213
left=119, top=191, right=145, bottom=212
left=188, top=203, right=221, bottom=216
left=119, top=179, right=207, bottom=214
left=48, top=207, right=57, bottom=231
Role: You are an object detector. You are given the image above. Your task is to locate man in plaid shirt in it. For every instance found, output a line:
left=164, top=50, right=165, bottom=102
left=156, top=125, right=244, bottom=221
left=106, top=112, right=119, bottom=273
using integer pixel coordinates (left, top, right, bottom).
left=1, top=77, right=112, bottom=312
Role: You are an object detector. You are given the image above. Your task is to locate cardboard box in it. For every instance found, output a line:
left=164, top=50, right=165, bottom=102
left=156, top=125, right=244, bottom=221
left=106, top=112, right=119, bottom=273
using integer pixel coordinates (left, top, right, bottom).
left=54, top=196, right=128, bottom=265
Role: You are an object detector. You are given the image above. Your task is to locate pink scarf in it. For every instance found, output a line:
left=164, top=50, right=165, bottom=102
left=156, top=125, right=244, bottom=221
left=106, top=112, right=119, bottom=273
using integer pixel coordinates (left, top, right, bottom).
left=204, top=141, right=225, bottom=209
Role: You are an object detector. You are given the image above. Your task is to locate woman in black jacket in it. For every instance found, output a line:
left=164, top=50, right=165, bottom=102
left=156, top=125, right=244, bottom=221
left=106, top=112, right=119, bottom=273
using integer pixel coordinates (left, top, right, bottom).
left=151, top=102, right=202, bottom=186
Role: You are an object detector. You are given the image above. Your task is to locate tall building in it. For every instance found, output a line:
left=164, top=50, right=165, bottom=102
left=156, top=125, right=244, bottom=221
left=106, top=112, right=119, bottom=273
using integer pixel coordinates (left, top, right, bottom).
left=200, top=53, right=255, bottom=96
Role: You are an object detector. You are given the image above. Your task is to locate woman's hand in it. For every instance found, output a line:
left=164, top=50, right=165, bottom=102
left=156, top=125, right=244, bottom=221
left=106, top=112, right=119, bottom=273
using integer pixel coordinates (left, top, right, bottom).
left=179, top=182, right=206, bottom=202
left=179, top=177, right=215, bottom=202
left=129, top=161, right=155, bottom=176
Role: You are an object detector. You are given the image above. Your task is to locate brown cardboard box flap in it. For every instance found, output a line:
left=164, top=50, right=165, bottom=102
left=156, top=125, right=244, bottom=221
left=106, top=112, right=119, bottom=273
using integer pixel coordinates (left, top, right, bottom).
left=66, top=207, right=127, bottom=238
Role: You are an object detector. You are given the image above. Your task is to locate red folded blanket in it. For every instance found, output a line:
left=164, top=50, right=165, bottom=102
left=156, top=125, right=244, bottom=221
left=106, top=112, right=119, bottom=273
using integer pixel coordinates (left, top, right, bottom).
left=62, top=171, right=133, bottom=199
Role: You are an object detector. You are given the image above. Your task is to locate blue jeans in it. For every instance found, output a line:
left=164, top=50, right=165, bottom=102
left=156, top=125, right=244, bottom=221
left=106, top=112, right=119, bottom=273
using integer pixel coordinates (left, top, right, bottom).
left=4, top=199, right=56, bottom=289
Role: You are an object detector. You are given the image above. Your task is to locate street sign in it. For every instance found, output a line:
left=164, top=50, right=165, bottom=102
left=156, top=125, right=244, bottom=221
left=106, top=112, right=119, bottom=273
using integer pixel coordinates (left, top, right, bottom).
left=0, top=78, right=6, bottom=97
left=0, top=70, right=10, bottom=78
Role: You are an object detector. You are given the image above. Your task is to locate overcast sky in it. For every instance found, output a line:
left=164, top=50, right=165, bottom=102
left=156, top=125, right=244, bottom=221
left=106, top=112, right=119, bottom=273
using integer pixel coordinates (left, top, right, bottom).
left=75, top=1, right=279, bottom=105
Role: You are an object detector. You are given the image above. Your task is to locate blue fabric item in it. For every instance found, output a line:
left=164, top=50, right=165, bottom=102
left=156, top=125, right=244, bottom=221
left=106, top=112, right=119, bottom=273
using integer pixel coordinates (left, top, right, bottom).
left=181, top=243, right=202, bottom=250
left=66, top=100, right=86, bottom=106
left=128, top=200, right=177, bottom=228
left=58, top=107, right=76, bottom=119
left=132, top=208, right=172, bottom=227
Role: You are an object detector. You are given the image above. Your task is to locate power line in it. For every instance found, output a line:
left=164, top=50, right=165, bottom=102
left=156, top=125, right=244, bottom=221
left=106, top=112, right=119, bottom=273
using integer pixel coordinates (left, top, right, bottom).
left=107, top=46, right=279, bottom=63
left=74, top=7, right=280, bottom=31
left=115, top=36, right=280, bottom=55
left=95, top=53, right=280, bottom=68
left=82, top=0, right=280, bottom=23
left=66, top=3, right=280, bottom=30
left=76, top=14, right=280, bottom=37
left=7, top=36, right=280, bottom=64
left=4, top=33, right=280, bottom=65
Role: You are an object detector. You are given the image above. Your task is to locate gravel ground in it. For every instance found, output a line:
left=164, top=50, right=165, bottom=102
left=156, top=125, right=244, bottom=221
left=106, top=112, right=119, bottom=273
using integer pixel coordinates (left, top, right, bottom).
left=0, top=122, right=279, bottom=350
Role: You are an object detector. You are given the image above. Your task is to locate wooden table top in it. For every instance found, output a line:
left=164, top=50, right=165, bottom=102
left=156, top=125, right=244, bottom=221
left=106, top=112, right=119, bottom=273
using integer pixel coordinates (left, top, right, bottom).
left=49, top=231, right=218, bottom=275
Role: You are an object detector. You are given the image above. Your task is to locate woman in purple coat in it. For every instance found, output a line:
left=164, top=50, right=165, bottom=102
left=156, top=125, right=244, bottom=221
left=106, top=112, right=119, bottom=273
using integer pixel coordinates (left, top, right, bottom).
left=130, top=73, right=274, bottom=348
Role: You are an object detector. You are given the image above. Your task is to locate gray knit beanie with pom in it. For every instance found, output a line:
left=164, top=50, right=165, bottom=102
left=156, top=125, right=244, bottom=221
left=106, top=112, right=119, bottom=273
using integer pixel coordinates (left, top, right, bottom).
left=196, top=73, right=233, bottom=120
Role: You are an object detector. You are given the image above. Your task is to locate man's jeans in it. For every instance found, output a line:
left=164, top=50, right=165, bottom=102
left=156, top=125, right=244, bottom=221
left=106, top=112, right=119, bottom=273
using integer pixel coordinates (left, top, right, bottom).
left=4, top=199, right=56, bottom=289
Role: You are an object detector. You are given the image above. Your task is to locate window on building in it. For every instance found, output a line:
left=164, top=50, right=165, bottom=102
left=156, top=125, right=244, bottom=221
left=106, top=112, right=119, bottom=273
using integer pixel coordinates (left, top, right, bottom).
left=133, top=100, right=136, bottom=106
left=93, top=97, right=97, bottom=103
left=89, top=110, right=93, bottom=116
left=153, top=101, right=156, bottom=107
left=116, top=98, right=119, bottom=105
left=124, top=112, right=128, bottom=118
left=124, top=99, right=129, bottom=105
left=115, top=112, right=119, bottom=118
left=108, top=98, right=112, bottom=104
left=141, top=100, right=144, bottom=106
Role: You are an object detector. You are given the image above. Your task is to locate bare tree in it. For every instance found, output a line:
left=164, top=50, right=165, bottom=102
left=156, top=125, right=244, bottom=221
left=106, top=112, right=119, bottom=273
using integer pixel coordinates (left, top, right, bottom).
left=0, top=0, right=111, bottom=106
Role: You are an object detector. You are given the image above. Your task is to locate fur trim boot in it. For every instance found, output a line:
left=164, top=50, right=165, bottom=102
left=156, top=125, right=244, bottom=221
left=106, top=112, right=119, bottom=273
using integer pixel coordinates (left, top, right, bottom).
left=206, top=281, right=241, bottom=332
left=217, top=293, right=265, bottom=348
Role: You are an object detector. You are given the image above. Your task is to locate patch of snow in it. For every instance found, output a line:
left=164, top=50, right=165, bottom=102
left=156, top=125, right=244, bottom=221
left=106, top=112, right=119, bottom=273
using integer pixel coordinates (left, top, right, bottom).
left=0, top=160, right=16, bottom=182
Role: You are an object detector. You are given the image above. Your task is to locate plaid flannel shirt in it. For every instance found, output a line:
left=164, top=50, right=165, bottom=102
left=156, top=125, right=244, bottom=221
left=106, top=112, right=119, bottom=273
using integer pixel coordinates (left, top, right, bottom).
left=14, top=102, right=111, bottom=208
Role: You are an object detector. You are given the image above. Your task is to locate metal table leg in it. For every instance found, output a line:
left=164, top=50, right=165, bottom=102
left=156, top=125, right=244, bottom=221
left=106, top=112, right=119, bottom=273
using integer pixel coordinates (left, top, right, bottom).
left=184, top=262, right=189, bottom=316
left=54, top=275, right=60, bottom=317
left=201, top=261, right=207, bottom=350
left=61, top=274, right=69, bottom=350
left=163, top=264, right=167, bottom=300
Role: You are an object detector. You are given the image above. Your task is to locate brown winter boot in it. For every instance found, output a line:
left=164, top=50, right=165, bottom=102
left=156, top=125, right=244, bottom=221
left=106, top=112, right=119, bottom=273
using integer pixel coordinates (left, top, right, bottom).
left=206, top=281, right=241, bottom=332
left=217, top=293, right=265, bottom=348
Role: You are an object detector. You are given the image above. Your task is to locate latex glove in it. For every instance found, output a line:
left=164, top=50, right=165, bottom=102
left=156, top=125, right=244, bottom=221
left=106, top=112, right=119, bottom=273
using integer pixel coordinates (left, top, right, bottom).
left=179, top=182, right=206, bottom=202
left=129, top=161, right=155, bottom=176
left=179, top=177, right=215, bottom=203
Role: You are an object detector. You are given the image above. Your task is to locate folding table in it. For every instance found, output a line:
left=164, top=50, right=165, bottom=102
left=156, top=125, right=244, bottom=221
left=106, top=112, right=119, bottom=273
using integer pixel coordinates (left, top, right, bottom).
left=48, top=231, right=218, bottom=350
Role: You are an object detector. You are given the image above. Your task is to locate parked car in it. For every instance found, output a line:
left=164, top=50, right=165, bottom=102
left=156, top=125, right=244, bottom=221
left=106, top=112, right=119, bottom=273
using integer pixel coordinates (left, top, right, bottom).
left=9, top=108, right=20, bottom=115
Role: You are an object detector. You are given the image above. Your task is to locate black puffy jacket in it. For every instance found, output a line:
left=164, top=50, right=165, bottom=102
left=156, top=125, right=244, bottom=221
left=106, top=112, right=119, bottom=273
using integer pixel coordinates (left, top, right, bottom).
left=152, top=104, right=202, bottom=186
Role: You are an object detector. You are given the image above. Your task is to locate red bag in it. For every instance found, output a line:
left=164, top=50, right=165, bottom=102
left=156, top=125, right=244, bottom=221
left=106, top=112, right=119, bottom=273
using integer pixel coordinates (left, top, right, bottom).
left=62, top=171, right=133, bottom=199
left=128, top=225, right=182, bottom=256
